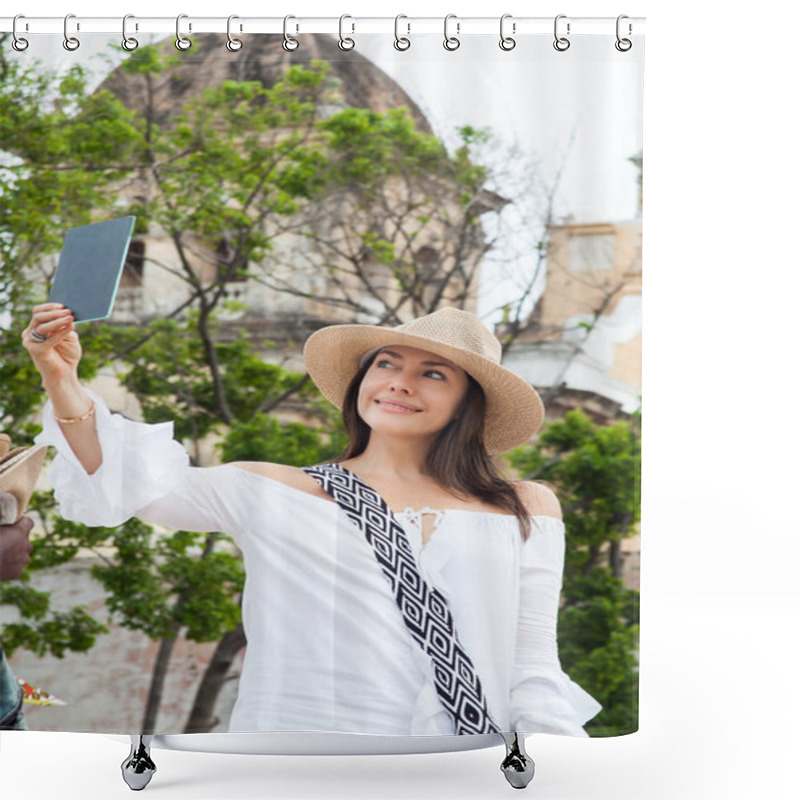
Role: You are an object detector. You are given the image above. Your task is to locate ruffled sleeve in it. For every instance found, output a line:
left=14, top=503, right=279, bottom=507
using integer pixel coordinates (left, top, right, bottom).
left=34, top=389, right=243, bottom=539
left=509, top=518, right=602, bottom=736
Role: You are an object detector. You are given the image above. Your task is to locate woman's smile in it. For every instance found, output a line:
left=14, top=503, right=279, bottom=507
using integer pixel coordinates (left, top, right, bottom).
left=357, top=345, right=469, bottom=438
left=374, top=398, right=423, bottom=413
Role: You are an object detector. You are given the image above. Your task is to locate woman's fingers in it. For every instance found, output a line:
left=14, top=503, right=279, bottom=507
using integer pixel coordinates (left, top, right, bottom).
left=30, top=303, right=69, bottom=326
left=22, top=314, right=77, bottom=353
left=45, top=325, right=76, bottom=344
left=34, top=314, right=74, bottom=336
left=30, top=306, right=72, bottom=328
left=24, top=305, right=74, bottom=342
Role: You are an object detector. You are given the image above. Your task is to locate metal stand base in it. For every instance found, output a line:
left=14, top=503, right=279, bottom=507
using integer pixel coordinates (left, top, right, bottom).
left=118, top=732, right=531, bottom=789
left=121, top=735, right=157, bottom=791
left=500, top=733, right=535, bottom=789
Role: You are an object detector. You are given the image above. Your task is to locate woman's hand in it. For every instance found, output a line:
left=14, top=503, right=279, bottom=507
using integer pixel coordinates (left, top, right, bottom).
left=21, top=303, right=82, bottom=387
left=21, top=303, right=100, bottom=473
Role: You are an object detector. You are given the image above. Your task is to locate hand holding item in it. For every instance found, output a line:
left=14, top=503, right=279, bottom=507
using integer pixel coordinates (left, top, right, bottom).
left=20, top=308, right=100, bottom=473
left=0, top=434, right=48, bottom=525
left=0, top=516, right=33, bottom=581
left=21, top=302, right=82, bottom=387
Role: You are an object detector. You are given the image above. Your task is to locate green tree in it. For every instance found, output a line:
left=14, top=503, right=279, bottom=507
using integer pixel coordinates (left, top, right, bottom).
left=509, top=409, right=641, bottom=736
left=0, top=45, right=134, bottom=666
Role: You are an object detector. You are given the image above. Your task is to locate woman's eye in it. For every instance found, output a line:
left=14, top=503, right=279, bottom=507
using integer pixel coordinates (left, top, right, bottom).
left=425, top=370, right=445, bottom=380
left=376, top=359, right=395, bottom=368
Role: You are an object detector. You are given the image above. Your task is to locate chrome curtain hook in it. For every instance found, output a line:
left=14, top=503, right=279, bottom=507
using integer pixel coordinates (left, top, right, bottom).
left=63, top=13, right=80, bottom=51
left=122, top=14, right=139, bottom=52
left=553, top=14, right=570, bottom=52
left=443, top=14, right=460, bottom=51
left=12, top=14, right=29, bottom=51
left=175, top=13, right=192, bottom=51
left=283, top=15, right=299, bottom=51
left=227, top=15, right=243, bottom=51
left=615, top=14, right=633, bottom=51
left=499, top=13, right=516, bottom=51
left=338, top=14, right=355, bottom=51
left=394, top=14, right=410, bottom=51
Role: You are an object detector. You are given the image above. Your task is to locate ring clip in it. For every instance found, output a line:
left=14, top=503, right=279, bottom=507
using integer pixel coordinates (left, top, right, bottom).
left=444, top=14, right=460, bottom=51
left=615, top=15, right=632, bottom=52
left=63, top=13, right=80, bottom=51
left=553, top=14, right=570, bottom=52
left=338, top=15, right=355, bottom=51
left=499, top=14, right=516, bottom=51
left=227, top=15, right=243, bottom=51
left=175, top=14, right=192, bottom=51
left=122, top=14, right=139, bottom=52
left=394, top=14, right=410, bottom=51
left=12, top=14, right=29, bottom=51
left=283, top=15, right=299, bottom=51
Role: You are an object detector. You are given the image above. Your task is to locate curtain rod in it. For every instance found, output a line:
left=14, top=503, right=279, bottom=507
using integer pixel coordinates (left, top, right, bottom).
left=1, top=15, right=646, bottom=37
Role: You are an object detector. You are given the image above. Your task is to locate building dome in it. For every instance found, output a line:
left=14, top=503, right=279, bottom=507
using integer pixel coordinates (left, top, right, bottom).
left=98, top=33, right=432, bottom=133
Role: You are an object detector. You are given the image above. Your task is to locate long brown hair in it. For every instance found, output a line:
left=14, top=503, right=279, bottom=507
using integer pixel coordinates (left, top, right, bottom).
left=333, top=349, right=532, bottom=540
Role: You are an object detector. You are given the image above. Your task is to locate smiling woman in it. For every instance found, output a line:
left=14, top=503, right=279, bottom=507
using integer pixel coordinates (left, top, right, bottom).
left=24, top=303, right=600, bottom=786
left=357, top=345, right=468, bottom=437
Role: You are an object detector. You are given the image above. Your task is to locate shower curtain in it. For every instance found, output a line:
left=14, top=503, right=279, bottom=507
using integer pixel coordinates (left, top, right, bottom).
left=1, top=15, right=643, bottom=751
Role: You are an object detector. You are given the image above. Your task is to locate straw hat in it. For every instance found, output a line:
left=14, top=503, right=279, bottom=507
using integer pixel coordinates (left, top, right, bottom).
left=303, top=307, right=544, bottom=454
left=0, top=434, right=48, bottom=524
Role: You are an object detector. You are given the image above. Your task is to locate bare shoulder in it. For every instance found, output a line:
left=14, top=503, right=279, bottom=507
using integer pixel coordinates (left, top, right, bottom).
left=515, top=480, right=563, bottom=520
left=227, top=461, right=326, bottom=497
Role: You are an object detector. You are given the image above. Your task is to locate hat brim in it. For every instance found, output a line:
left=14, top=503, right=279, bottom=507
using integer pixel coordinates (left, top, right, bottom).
left=304, top=324, right=544, bottom=454
left=0, top=444, right=48, bottom=523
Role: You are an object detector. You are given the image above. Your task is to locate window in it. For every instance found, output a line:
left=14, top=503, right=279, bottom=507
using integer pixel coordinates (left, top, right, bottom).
left=566, top=233, right=615, bottom=273
left=120, top=239, right=145, bottom=287
left=216, top=238, right=247, bottom=283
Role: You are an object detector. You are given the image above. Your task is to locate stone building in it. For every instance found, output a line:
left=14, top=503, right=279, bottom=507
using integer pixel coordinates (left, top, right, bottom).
left=100, top=34, right=501, bottom=373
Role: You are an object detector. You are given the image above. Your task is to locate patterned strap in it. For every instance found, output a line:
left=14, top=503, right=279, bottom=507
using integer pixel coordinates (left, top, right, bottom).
left=302, top=462, right=500, bottom=736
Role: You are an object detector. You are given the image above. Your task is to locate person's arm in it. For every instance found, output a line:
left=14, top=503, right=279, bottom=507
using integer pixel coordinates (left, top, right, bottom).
left=508, top=484, right=601, bottom=735
left=22, top=303, right=101, bottom=474
left=0, top=517, right=34, bottom=581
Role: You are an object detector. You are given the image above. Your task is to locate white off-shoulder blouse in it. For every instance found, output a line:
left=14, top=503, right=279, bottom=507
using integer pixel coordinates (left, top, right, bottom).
left=35, top=390, right=601, bottom=737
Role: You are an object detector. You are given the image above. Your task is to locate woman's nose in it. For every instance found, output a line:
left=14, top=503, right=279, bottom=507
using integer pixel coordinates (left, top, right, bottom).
left=389, top=374, right=413, bottom=393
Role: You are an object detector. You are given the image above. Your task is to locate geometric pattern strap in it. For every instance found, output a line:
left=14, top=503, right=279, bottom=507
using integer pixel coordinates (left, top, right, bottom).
left=302, top=462, right=501, bottom=735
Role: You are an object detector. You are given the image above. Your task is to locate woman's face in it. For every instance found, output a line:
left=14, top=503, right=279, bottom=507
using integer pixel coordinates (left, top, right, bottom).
left=356, top=345, right=469, bottom=443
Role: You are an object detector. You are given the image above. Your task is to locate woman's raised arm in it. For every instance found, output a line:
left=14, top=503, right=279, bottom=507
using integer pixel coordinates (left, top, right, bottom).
left=22, top=303, right=101, bottom=474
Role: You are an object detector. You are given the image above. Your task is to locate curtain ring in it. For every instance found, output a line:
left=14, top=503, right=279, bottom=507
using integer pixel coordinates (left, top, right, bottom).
left=499, top=14, right=516, bottom=51
left=443, top=14, right=460, bottom=51
left=338, top=14, right=355, bottom=51
left=615, top=15, right=632, bottom=52
left=394, top=14, right=410, bottom=51
left=12, top=14, right=29, bottom=51
left=283, top=15, right=299, bottom=51
left=175, top=14, right=192, bottom=50
left=63, top=13, right=80, bottom=51
left=553, top=14, right=570, bottom=52
left=122, top=14, right=139, bottom=51
left=226, top=15, right=243, bottom=51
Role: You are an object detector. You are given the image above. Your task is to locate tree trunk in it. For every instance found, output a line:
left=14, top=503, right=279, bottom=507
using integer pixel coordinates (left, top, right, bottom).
left=141, top=624, right=181, bottom=733
left=609, top=512, right=633, bottom=580
left=609, top=539, right=624, bottom=580
left=183, top=622, right=247, bottom=733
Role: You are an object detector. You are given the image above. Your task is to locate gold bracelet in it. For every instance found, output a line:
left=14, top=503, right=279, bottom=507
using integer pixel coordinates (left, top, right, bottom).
left=55, top=401, right=96, bottom=424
